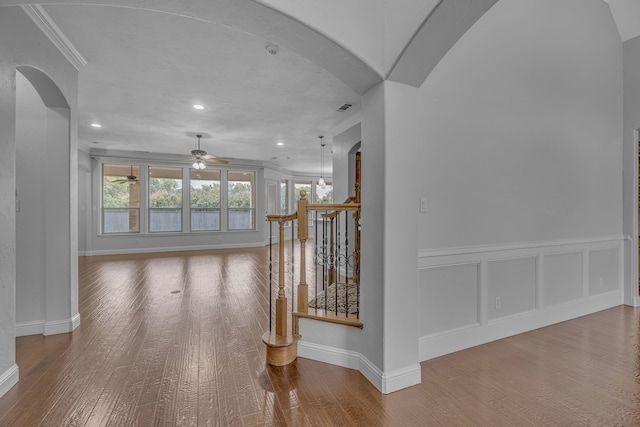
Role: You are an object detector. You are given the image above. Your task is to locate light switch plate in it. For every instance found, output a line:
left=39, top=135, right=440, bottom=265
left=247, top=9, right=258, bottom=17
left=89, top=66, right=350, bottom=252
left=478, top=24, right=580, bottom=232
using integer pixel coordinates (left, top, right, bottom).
left=420, top=198, right=427, bottom=213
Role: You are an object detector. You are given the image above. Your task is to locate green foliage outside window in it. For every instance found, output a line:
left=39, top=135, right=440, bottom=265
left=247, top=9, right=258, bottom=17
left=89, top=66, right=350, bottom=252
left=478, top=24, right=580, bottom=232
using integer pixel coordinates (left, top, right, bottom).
left=191, top=183, right=220, bottom=208
left=228, top=182, right=252, bottom=208
left=103, top=177, right=134, bottom=207
left=149, top=178, right=182, bottom=208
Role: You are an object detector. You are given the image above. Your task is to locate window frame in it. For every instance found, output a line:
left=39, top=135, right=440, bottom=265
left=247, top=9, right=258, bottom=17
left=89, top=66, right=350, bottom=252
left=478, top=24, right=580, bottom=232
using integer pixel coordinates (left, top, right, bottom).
left=148, top=166, right=184, bottom=233
left=227, top=170, right=256, bottom=231
left=98, top=160, right=260, bottom=236
left=189, top=168, right=221, bottom=232
left=101, top=163, right=141, bottom=234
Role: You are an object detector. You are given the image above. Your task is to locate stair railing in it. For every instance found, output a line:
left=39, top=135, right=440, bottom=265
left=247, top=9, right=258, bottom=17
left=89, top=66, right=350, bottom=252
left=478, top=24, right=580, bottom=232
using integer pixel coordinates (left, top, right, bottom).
left=262, top=188, right=361, bottom=366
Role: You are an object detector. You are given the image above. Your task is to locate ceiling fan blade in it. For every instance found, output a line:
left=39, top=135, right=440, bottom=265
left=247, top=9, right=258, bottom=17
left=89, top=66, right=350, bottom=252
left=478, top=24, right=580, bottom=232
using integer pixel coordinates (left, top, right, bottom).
left=206, top=157, right=229, bottom=164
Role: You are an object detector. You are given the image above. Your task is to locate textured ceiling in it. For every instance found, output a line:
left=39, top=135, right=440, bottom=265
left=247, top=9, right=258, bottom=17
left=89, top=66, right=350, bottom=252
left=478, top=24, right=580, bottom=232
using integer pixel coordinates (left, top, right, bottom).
left=41, top=4, right=362, bottom=174
left=13, top=0, right=636, bottom=177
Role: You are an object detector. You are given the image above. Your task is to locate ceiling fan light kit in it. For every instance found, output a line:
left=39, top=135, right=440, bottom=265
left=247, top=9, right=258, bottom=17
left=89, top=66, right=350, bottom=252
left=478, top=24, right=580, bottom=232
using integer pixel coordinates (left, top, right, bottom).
left=192, top=158, right=206, bottom=170
left=189, top=134, right=228, bottom=168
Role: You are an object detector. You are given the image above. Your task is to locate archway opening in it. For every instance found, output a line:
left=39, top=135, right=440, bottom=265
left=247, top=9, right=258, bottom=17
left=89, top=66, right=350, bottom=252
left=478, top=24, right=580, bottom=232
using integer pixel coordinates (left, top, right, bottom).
left=15, top=66, right=77, bottom=336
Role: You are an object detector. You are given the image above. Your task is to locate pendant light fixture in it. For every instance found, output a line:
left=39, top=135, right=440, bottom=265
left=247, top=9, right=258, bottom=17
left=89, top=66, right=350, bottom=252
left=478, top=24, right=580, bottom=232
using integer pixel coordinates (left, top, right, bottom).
left=318, top=136, right=326, bottom=188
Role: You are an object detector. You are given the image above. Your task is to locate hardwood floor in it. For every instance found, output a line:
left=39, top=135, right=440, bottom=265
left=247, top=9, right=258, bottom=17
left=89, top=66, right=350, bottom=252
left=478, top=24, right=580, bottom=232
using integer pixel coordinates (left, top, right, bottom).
left=1, top=247, right=639, bottom=426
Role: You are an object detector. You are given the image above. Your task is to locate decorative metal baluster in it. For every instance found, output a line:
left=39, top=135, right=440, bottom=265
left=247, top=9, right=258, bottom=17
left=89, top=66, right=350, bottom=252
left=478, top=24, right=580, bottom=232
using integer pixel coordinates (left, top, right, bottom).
left=314, top=213, right=318, bottom=312
left=355, top=209, right=360, bottom=319
left=343, top=211, right=349, bottom=316
left=269, top=218, right=273, bottom=331
left=334, top=212, right=338, bottom=315
left=323, top=212, right=328, bottom=311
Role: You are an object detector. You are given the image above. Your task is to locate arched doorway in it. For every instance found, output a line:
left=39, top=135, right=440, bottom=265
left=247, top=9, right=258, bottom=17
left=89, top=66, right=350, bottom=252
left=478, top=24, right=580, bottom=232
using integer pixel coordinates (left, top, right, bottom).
left=15, top=66, right=79, bottom=336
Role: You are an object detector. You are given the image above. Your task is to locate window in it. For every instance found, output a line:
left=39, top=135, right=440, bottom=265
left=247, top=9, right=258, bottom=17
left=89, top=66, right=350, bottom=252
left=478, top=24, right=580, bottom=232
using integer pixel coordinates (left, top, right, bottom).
left=315, top=181, right=333, bottom=204
left=149, top=167, right=182, bottom=232
left=228, top=171, right=255, bottom=230
left=100, top=162, right=259, bottom=234
left=294, top=180, right=312, bottom=205
left=294, top=180, right=313, bottom=225
left=190, top=169, right=220, bottom=231
left=102, top=164, right=140, bottom=233
left=280, top=179, right=288, bottom=214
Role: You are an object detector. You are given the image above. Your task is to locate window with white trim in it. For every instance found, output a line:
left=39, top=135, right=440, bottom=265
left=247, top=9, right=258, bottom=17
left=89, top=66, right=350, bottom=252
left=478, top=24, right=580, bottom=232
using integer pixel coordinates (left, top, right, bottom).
left=148, top=166, right=183, bottom=232
left=190, top=168, right=221, bottom=231
left=227, top=171, right=255, bottom=230
left=102, top=164, right=140, bottom=234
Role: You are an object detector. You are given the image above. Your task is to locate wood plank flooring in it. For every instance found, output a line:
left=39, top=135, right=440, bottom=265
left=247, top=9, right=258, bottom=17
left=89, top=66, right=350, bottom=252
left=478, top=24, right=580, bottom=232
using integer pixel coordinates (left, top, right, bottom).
left=1, top=247, right=639, bottom=426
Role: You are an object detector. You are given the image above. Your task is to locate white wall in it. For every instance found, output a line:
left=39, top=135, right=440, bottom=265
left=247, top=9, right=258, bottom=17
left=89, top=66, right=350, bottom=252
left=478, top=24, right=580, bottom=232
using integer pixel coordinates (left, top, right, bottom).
left=15, top=71, right=47, bottom=327
left=331, top=122, right=360, bottom=204
left=78, top=149, right=91, bottom=254
left=414, top=0, right=624, bottom=359
left=622, top=35, right=640, bottom=306
left=0, top=6, right=79, bottom=398
left=419, top=0, right=622, bottom=250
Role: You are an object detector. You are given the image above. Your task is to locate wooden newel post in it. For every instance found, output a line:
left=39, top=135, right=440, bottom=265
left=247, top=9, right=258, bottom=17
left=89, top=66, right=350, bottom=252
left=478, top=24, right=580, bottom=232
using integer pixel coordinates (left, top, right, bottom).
left=275, top=220, right=287, bottom=337
left=297, top=190, right=309, bottom=313
left=263, top=211, right=299, bottom=366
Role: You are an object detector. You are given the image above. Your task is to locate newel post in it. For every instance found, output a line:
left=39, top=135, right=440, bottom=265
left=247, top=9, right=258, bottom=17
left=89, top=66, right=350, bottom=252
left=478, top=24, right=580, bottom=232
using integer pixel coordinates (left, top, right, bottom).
left=297, top=190, right=309, bottom=313
left=275, top=219, right=287, bottom=336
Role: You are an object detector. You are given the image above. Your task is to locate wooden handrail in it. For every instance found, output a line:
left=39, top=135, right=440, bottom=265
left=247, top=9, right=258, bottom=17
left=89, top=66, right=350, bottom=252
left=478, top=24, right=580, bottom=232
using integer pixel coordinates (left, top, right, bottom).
left=306, top=203, right=360, bottom=211
left=266, top=212, right=297, bottom=223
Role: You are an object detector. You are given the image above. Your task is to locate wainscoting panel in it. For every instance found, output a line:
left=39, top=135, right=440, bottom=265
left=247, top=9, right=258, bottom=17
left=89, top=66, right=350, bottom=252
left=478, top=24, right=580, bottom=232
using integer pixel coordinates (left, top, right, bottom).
left=418, top=236, right=624, bottom=361
left=418, top=263, right=479, bottom=337
left=543, top=252, right=583, bottom=307
left=589, top=248, right=620, bottom=296
left=487, top=257, right=536, bottom=321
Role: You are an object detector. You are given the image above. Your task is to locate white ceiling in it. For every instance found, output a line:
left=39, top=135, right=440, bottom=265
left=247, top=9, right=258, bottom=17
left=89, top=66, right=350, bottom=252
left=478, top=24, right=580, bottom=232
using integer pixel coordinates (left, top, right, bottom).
left=13, top=0, right=640, bottom=176
left=35, top=4, right=362, bottom=174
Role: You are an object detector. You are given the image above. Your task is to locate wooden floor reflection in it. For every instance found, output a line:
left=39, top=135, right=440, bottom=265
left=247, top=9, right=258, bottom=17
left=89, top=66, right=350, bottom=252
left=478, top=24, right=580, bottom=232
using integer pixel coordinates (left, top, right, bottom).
left=1, top=247, right=639, bottom=426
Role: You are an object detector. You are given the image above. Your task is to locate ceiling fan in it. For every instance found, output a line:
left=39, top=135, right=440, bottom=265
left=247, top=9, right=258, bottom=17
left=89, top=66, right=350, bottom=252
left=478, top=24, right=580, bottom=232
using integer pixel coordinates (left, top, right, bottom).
left=113, top=165, right=138, bottom=184
left=190, top=134, right=228, bottom=169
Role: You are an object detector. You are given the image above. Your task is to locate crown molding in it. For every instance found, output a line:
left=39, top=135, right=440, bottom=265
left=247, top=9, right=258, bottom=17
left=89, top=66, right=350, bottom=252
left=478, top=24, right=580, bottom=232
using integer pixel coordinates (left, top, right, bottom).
left=21, top=4, right=87, bottom=71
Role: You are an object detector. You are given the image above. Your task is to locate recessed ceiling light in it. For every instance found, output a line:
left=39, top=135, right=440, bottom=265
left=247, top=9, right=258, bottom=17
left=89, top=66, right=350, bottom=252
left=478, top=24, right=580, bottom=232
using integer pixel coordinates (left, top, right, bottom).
left=193, top=104, right=204, bottom=110
left=277, top=142, right=284, bottom=146
left=90, top=123, right=102, bottom=128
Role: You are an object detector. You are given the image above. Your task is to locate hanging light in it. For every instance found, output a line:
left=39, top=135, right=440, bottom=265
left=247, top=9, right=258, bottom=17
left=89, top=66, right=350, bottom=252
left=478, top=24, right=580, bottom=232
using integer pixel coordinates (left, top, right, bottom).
left=318, top=136, right=327, bottom=188
left=192, top=158, right=206, bottom=170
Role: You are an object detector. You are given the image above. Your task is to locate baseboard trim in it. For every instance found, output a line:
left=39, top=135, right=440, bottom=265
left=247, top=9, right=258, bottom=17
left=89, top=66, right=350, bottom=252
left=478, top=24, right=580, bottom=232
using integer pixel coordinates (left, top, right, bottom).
left=44, top=312, right=81, bottom=336
left=419, top=291, right=622, bottom=361
left=15, top=319, right=45, bottom=337
left=0, top=364, right=19, bottom=399
left=633, top=295, right=640, bottom=307
left=82, top=242, right=265, bottom=256
left=298, top=341, right=360, bottom=370
left=298, top=341, right=421, bottom=394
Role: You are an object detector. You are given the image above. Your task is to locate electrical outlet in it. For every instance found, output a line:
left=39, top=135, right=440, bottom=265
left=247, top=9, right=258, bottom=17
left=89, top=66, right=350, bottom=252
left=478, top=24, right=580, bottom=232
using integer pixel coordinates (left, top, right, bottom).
left=495, top=296, right=501, bottom=309
left=420, top=198, right=428, bottom=213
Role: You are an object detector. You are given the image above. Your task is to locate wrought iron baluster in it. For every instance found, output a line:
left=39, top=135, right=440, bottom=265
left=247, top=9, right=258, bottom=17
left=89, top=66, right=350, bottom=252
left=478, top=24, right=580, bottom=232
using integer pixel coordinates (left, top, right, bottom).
left=268, top=218, right=273, bottom=331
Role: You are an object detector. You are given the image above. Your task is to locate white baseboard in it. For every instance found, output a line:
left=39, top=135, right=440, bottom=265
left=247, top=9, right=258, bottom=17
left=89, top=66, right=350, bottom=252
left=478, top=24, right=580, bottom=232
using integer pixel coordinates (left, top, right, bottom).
left=298, top=341, right=360, bottom=370
left=17, top=313, right=80, bottom=337
left=633, top=294, right=640, bottom=307
left=298, top=341, right=421, bottom=394
left=0, top=364, right=19, bottom=399
left=419, top=291, right=622, bottom=361
left=15, top=319, right=45, bottom=337
left=83, top=242, right=265, bottom=256
left=44, top=313, right=81, bottom=336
